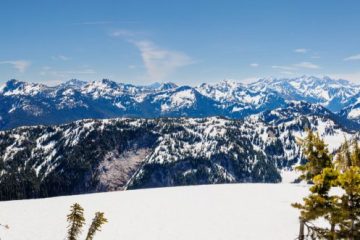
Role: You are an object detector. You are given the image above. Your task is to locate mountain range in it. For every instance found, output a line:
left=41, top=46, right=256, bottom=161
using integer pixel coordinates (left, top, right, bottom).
left=1, top=76, right=360, bottom=130
left=0, top=101, right=358, bottom=200
left=0, top=76, right=360, bottom=200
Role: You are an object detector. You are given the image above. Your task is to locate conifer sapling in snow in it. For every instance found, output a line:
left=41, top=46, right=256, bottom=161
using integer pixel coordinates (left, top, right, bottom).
left=66, top=203, right=108, bottom=240
left=67, top=203, right=85, bottom=240
left=85, top=212, right=108, bottom=240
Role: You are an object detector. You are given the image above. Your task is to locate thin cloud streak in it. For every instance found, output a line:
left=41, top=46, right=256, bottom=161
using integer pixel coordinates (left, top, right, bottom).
left=73, top=20, right=139, bottom=26
left=344, top=54, right=360, bottom=61
left=293, top=62, right=320, bottom=69
left=73, top=21, right=114, bottom=25
left=294, top=48, right=308, bottom=53
left=110, top=29, right=137, bottom=37
left=110, top=29, right=194, bottom=81
left=272, top=65, right=296, bottom=71
left=40, top=67, right=96, bottom=78
left=52, top=55, right=70, bottom=61
left=132, top=40, right=194, bottom=81
left=0, top=60, right=31, bottom=73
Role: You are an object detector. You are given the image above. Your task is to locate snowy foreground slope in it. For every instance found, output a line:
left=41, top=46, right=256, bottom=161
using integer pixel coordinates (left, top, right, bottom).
left=0, top=184, right=309, bottom=240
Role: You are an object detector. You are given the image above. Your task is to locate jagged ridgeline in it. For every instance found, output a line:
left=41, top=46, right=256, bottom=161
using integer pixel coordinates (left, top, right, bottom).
left=1, top=76, right=360, bottom=130
left=0, top=103, right=357, bottom=200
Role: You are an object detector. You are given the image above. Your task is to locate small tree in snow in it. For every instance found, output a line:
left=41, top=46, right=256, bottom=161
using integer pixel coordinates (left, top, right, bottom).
left=66, top=203, right=107, bottom=240
left=67, top=203, right=85, bottom=240
left=85, top=212, right=108, bottom=240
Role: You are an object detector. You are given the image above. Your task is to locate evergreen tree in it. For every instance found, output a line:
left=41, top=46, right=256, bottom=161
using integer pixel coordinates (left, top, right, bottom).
left=296, top=130, right=332, bottom=182
left=66, top=203, right=108, bottom=240
left=342, top=138, right=352, bottom=169
left=351, top=139, right=360, bottom=167
left=336, top=166, right=360, bottom=239
left=293, top=167, right=341, bottom=239
left=85, top=212, right=108, bottom=240
left=294, top=137, right=360, bottom=239
left=67, top=203, right=85, bottom=240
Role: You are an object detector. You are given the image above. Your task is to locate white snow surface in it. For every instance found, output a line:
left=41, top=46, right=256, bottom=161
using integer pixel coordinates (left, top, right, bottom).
left=0, top=183, right=310, bottom=240
left=348, top=108, right=360, bottom=119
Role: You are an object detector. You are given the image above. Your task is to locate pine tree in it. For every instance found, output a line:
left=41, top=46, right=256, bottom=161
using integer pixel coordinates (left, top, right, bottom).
left=294, top=136, right=360, bottom=239
left=335, top=150, right=346, bottom=172
left=343, top=138, right=352, bottom=168
left=85, top=212, right=108, bottom=240
left=336, top=166, right=360, bottom=239
left=67, top=203, right=85, bottom=240
left=293, top=167, right=341, bottom=239
left=65, top=203, right=108, bottom=240
left=296, top=130, right=332, bottom=182
left=351, top=139, right=360, bottom=167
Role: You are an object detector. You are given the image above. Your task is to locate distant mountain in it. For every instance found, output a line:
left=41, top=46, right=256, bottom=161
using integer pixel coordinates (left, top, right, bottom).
left=197, top=79, right=287, bottom=118
left=0, top=76, right=359, bottom=130
left=0, top=102, right=357, bottom=200
left=59, top=79, right=88, bottom=89
left=248, top=76, right=360, bottom=112
left=339, top=93, right=360, bottom=124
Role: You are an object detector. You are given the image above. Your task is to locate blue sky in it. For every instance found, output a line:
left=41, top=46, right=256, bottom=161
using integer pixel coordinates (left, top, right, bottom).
left=1, top=0, right=360, bottom=85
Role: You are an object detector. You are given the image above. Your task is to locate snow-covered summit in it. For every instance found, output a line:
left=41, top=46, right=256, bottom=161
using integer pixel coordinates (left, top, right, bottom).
left=0, top=76, right=359, bottom=130
left=0, top=79, right=51, bottom=96
left=157, top=82, right=178, bottom=91
left=249, top=76, right=360, bottom=112
left=59, top=79, right=88, bottom=89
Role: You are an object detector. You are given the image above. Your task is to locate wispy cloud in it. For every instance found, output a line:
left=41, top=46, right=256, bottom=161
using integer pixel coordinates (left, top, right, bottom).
left=52, top=55, right=70, bottom=61
left=272, top=61, right=320, bottom=74
left=73, top=21, right=114, bottom=25
left=40, top=67, right=96, bottom=78
left=110, top=29, right=137, bottom=37
left=294, top=48, right=309, bottom=53
left=249, top=63, right=259, bottom=67
left=132, top=40, right=194, bottom=80
left=0, top=60, right=31, bottom=73
left=344, top=54, right=360, bottom=61
left=110, top=29, right=194, bottom=80
left=73, top=20, right=138, bottom=26
left=293, top=61, right=320, bottom=69
left=280, top=71, right=296, bottom=75
left=272, top=65, right=296, bottom=71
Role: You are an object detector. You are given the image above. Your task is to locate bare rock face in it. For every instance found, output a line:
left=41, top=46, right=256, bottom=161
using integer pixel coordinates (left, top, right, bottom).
left=97, top=148, right=152, bottom=191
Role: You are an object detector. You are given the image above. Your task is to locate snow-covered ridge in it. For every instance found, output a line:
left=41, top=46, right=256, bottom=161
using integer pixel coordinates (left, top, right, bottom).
left=249, top=76, right=360, bottom=111
left=0, top=76, right=359, bottom=130
left=339, top=93, right=360, bottom=124
left=0, top=102, right=357, bottom=200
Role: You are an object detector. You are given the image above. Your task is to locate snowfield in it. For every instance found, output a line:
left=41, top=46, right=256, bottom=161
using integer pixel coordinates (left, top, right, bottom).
left=0, top=184, right=310, bottom=240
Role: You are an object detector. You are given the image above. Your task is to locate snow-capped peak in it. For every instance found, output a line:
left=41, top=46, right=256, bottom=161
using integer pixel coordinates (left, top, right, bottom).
left=59, top=79, right=88, bottom=89
left=0, top=76, right=360, bottom=130
left=248, top=76, right=360, bottom=112
left=158, top=82, right=178, bottom=91
left=1, top=79, right=49, bottom=96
